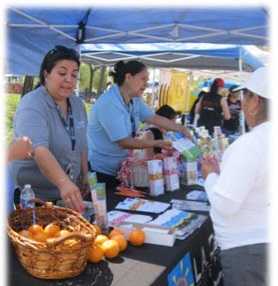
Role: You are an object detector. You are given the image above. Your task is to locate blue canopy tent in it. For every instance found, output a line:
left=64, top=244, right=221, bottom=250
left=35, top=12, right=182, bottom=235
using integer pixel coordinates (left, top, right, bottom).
left=6, top=6, right=268, bottom=75
left=80, top=43, right=267, bottom=71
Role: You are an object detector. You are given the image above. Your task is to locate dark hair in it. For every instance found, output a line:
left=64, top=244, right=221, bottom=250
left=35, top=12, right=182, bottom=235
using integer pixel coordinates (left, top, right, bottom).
left=210, top=78, right=224, bottom=95
left=38, top=45, right=80, bottom=86
left=109, top=60, right=146, bottom=86
left=156, top=105, right=177, bottom=120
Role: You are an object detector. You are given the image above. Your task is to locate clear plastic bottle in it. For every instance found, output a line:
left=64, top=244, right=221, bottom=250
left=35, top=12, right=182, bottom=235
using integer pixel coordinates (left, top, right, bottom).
left=20, top=184, right=35, bottom=209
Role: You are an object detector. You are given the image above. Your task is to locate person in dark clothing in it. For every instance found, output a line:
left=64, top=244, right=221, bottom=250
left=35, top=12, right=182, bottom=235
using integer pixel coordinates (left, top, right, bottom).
left=142, top=105, right=177, bottom=158
left=222, top=85, right=242, bottom=135
left=188, top=91, right=207, bottom=125
left=194, top=78, right=231, bottom=135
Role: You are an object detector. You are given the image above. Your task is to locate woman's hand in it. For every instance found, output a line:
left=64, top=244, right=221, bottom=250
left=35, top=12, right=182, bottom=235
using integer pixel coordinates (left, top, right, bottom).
left=59, top=179, right=85, bottom=213
left=177, top=125, right=193, bottom=140
left=201, top=155, right=220, bottom=179
left=154, top=140, right=173, bottom=150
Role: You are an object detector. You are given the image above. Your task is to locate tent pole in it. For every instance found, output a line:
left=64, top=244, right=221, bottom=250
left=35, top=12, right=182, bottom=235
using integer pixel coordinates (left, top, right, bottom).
left=97, top=66, right=106, bottom=96
left=239, top=47, right=245, bottom=134
left=151, top=67, right=156, bottom=108
left=89, top=64, right=93, bottom=93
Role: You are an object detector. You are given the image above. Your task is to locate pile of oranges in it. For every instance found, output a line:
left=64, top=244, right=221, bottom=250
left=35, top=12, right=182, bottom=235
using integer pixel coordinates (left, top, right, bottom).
left=18, top=223, right=146, bottom=264
left=87, top=225, right=145, bottom=263
left=18, top=223, right=66, bottom=242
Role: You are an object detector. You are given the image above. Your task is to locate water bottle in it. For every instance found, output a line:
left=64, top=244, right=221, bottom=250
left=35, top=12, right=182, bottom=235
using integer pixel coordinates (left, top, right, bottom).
left=20, top=184, right=35, bottom=209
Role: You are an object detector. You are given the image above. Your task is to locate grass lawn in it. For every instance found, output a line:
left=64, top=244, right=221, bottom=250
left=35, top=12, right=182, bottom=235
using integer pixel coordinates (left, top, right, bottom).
left=5, top=93, right=92, bottom=145
left=6, top=93, right=21, bottom=144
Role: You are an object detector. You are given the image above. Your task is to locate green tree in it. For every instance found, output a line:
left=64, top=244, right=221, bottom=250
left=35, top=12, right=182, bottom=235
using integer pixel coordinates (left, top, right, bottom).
left=79, top=63, right=109, bottom=94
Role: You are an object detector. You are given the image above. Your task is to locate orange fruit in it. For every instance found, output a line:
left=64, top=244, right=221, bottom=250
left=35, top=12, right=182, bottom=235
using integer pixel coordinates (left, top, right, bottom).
left=28, top=224, right=44, bottom=235
left=111, top=234, right=127, bottom=252
left=109, top=228, right=124, bottom=238
left=44, top=223, right=61, bottom=238
left=59, top=229, right=71, bottom=237
left=32, top=231, right=48, bottom=242
left=19, top=230, right=31, bottom=239
left=92, top=224, right=101, bottom=236
left=94, top=234, right=109, bottom=246
left=128, top=228, right=145, bottom=246
left=101, top=239, right=120, bottom=259
left=88, top=244, right=104, bottom=263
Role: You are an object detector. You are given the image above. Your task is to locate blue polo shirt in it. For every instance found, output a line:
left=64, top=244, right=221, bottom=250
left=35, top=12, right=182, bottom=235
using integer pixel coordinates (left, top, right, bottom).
left=87, top=84, right=154, bottom=176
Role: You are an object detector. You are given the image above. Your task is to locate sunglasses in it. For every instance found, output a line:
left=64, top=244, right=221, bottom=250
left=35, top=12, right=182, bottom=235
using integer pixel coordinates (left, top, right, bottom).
left=47, top=45, right=80, bottom=59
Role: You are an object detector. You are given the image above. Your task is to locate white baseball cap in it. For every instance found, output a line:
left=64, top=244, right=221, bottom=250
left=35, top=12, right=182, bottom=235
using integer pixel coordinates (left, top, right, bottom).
left=235, top=66, right=269, bottom=99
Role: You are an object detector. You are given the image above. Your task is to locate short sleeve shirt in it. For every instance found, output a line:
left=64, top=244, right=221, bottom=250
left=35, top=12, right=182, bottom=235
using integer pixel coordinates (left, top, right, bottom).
left=10, top=86, right=88, bottom=201
left=87, top=84, right=154, bottom=176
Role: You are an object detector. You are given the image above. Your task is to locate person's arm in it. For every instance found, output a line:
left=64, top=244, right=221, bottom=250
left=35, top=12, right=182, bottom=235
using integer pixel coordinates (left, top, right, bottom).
left=33, top=146, right=84, bottom=213
left=193, top=97, right=203, bottom=126
left=117, top=136, right=172, bottom=150
left=194, top=97, right=202, bottom=114
left=141, top=130, right=155, bottom=158
left=145, top=114, right=192, bottom=139
left=220, top=97, right=231, bottom=120
left=7, top=136, right=33, bottom=162
left=201, top=140, right=258, bottom=217
left=204, top=173, right=243, bottom=216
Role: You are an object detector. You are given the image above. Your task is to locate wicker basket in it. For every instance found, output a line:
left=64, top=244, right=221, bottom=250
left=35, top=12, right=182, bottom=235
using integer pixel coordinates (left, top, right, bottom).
left=8, top=203, right=96, bottom=280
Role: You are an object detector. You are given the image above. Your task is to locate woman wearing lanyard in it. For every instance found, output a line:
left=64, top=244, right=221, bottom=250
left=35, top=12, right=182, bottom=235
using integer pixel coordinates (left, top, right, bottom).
left=10, top=46, right=87, bottom=213
left=87, top=60, right=191, bottom=189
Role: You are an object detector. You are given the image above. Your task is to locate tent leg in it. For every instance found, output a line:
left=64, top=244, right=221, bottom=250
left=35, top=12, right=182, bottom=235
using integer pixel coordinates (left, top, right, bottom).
left=21, top=76, right=34, bottom=97
left=89, top=64, right=94, bottom=93
left=97, top=66, right=106, bottom=96
left=238, top=48, right=246, bottom=134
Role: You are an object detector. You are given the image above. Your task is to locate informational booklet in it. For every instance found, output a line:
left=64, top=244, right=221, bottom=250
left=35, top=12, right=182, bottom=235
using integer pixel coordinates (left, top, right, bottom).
left=186, top=190, right=208, bottom=202
left=171, top=199, right=210, bottom=212
left=148, top=208, right=208, bottom=240
left=108, top=210, right=153, bottom=226
left=115, top=198, right=170, bottom=213
left=165, top=131, right=201, bottom=161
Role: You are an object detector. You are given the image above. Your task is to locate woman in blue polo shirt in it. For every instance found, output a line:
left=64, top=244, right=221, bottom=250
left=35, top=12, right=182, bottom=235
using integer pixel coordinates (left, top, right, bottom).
left=87, top=60, right=191, bottom=189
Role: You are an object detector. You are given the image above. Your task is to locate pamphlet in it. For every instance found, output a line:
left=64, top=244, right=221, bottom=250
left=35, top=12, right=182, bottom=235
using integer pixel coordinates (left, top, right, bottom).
left=171, top=199, right=210, bottom=212
left=108, top=210, right=153, bottom=226
left=115, top=198, right=170, bottom=213
left=186, top=190, right=208, bottom=202
left=148, top=208, right=208, bottom=240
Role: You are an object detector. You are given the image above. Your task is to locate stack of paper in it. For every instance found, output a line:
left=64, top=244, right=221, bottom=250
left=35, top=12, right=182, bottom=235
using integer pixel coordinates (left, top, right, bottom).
left=115, top=198, right=170, bottom=213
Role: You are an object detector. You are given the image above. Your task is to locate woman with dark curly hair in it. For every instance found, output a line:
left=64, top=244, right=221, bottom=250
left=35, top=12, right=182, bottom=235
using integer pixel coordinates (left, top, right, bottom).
left=87, top=60, right=191, bottom=189
left=10, top=46, right=87, bottom=213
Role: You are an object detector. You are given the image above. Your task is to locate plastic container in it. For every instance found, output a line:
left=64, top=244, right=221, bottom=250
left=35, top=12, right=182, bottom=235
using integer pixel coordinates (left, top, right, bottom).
left=91, top=183, right=108, bottom=232
left=20, top=184, right=35, bottom=209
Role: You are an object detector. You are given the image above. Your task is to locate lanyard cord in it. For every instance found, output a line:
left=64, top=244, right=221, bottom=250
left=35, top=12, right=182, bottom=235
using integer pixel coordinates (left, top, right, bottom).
left=127, top=100, right=136, bottom=137
left=56, top=98, right=76, bottom=151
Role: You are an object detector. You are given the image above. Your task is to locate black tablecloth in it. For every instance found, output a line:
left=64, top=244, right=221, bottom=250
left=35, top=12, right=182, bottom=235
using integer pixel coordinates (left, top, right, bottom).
left=8, top=186, right=222, bottom=286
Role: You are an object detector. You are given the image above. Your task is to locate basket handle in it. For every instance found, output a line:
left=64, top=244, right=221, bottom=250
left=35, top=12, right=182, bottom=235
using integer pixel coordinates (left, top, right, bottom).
left=46, top=232, right=92, bottom=247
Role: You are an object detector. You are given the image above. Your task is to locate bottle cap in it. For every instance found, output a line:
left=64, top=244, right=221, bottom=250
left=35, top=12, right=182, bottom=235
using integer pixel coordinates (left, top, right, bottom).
left=24, top=184, right=31, bottom=188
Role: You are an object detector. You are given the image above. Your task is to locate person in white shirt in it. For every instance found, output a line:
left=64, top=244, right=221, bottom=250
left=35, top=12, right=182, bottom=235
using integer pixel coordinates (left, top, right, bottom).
left=201, top=66, right=270, bottom=286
